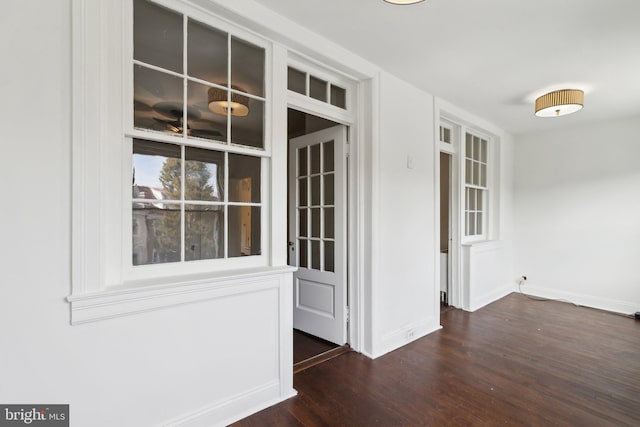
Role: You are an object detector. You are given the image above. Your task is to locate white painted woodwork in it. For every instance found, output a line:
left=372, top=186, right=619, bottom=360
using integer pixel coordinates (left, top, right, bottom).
left=289, top=125, right=348, bottom=345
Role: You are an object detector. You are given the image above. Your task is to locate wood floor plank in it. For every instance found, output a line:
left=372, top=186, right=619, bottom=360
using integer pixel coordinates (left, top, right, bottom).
left=233, top=293, right=640, bottom=426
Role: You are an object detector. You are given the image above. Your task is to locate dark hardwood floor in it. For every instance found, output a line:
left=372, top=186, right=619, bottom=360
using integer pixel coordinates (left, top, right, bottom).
left=233, top=293, right=640, bottom=426
left=294, top=329, right=339, bottom=364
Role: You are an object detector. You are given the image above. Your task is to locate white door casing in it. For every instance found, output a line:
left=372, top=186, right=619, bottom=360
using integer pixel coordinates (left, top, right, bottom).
left=288, top=125, right=347, bottom=345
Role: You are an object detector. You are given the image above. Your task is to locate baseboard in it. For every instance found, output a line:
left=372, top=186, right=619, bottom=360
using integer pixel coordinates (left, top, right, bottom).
left=373, top=318, right=441, bottom=359
left=468, top=284, right=514, bottom=312
left=162, top=381, right=297, bottom=427
left=518, top=285, right=637, bottom=315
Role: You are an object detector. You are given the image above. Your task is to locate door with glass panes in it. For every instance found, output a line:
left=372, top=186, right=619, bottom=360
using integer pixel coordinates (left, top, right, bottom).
left=288, top=125, right=347, bottom=345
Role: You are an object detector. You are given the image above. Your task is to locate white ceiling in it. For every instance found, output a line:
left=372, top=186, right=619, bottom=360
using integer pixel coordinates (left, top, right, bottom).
left=251, top=0, right=640, bottom=135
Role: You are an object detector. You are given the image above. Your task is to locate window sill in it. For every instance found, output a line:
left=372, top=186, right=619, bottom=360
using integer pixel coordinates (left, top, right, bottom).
left=67, top=266, right=297, bottom=325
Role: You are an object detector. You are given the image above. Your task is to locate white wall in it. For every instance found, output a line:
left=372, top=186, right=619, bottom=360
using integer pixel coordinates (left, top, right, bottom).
left=370, top=72, right=440, bottom=357
left=514, top=116, right=640, bottom=314
left=0, top=2, right=291, bottom=426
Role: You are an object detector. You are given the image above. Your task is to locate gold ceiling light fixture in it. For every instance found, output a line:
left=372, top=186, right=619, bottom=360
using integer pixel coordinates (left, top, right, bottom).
left=535, top=89, right=584, bottom=117
left=384, top=0, right=425, bottom=4
left=208, top=85, right=250, bottom=117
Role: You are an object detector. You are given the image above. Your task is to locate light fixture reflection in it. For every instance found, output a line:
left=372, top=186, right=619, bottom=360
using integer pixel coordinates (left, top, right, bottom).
left=208, top=86, right=250, bottom=117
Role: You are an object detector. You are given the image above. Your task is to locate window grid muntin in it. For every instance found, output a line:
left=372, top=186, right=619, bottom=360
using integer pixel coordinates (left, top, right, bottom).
left=464, top=132, right=489, bottom=238
left=131, top=0, right=267, bottom=265
left=287, top=66, right=347, bottom=110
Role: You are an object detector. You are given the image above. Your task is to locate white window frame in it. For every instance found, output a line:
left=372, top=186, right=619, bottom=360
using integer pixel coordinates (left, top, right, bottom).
left=68, top=0, right=294, bottom=325
left=462, top=130, right=490, bottom=242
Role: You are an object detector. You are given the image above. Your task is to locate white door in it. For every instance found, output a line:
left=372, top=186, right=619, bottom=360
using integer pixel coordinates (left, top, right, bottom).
left=288, top=125, right=347, bottom=345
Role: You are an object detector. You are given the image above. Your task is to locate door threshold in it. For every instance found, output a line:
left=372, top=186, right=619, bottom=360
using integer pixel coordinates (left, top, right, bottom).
left=293, top=344, right=351, bottom=374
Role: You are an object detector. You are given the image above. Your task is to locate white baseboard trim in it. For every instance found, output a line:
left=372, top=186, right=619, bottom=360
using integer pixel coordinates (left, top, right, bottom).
left=162, top=381, right=297, bottom=427
left=517, top=285, right=637, bottom=315
left=468, top=284, right=513, bottom=312
left=372, top=318, right=441, bottom=359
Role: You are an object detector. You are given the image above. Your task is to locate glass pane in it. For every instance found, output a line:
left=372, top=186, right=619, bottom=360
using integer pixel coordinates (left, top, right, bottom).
left=473, top=136, right=481, bottom=162
left=228, top=206, right=261, bottom=257
left=311, top=208, right=321, bottom=238
left=465, top=133, right=472, bottom=159
left=298, top=146, right=308, bottom=176
left=469, top=188, right=476, bottom=210
left=477, top=190, right=484, bottom=210
left=311, top=176, right=321, bottom=206
left=134, top=65, right=184, bottom=134
left=324, top=207, right=334, bottom=238
left=299, top=209, right=308, bottom=238
left=184, top=147, right=224, bottom=201
left=311, top=240, right=321, bottom=270
left=132, top=202, right=180, bottom=265
left=231, top=37, right=265, bottom=97
left=288, top=67, right=306, bottom=95
left=324, top=174, right=334, bottom=205
left=477, top=212, right=483, bottom=235
left=298, top=178, right=308, bottom=207
left=299, top=239, right=308, bottom=268
left=310, top=143, right=321, bottom=174
left=465, top=159, right=472, bottom=185
left=481, top=139, right=488, bottom=163
left=185, top=204, right=224, bottom=261
left=473, top=160, right=480, bottom=186
left=229, top=154, right=261, bottom=203
left=186, top=81, right=227, bottom=142
left=324, top=241, right=335, bottom=272
left=442, top=127, right=451, bottom=143
left=323, top=140, right=334, bottom=172
left=134, top=0, right=183, bottom=73
left=187, top=19, right=227, bottom=84
left=330, top=85, right=346, bottom=109
left=310, top=76, right=327, bottom=102
left=133, top=139, right=181, bottom=200
left=468, top=212, right=476, bottom=235
left=480, top=163, right=487, bottom=187
left=231, top=97, right=264, bottom=148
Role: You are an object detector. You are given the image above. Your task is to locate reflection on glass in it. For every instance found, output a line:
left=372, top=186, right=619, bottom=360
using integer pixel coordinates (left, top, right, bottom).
left=299, top=178, right=308, bottom=207
left=229, top=154, right=261, bottom=203
left=231, top=98, right=264, bottom=148
left=186, top=81, right=227, bottom=142
left=324, top=241, right=335, bottom=272
left=310, top=144, right=321, bottom=174
left=298, top=146, right=307, bottom=176
left=310, top=76, right=327, bottom=102
left=473, top=136, right=481, bottom=162
left=324, top=174, right=334, bottom=205
left=480, top=163, right=487, bottom=187
left=134, top=0, right=183, bottom=73
left=465, top=159, right=472, bottom=185
left=330, top=85, right=346, bottom=109
left=185, top=147, right=224, bottom=201
left=299, top=209, right=308, bottom=237
left=477, top=213, right=483, bottom=235
left=466, top=133, right=472, bottom=158
left=134, top=65, right=184, bottom=134
left=311, top=240, right=321, bottom=270
left=324, top=207, right=334, bottom=239
left=477, top=191, right=483, bottom=210
left=231, top=37, right=265, bottom=97
left=133, top=139, right=181, bottom=200
left=132, top=202, right=180, bottom=265
left=468, top=212, right=476, bottom=235
left=323, top=140, right=334, bottom=172
left=468, top=188, right=476, bottom=210
left=228, top=206, right=261, bottom=257
left=311, top=176, right=321, bottom=206
left=311, top=208, right=320, bottom=238
left=481, top=139, right=487, bottom=163
left=473, top=160, right=480, bottom=185
left=188, top=19, right=227, bottom=84
left=288, top=67, right=306, bottom=95
left=299, top=239, right=308, bottom=268
left=185, top=204, right=224, bottom=261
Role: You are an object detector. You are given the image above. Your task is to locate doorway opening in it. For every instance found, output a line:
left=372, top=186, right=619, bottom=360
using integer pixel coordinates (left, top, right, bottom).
left=287, top=108, right=351, bottom=370
left=440, top=152, right=453, bottom=314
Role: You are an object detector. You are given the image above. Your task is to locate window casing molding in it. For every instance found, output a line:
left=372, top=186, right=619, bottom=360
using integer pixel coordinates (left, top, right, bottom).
left=69, top=0, right=291, bottom=324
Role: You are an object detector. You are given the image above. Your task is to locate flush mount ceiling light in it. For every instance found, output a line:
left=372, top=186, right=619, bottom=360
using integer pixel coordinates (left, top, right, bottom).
left=384, top=0, right=425, bottom=4
left=535, top=89, right=584, bottom=117
left=208, top=86, right=250, bottom=117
